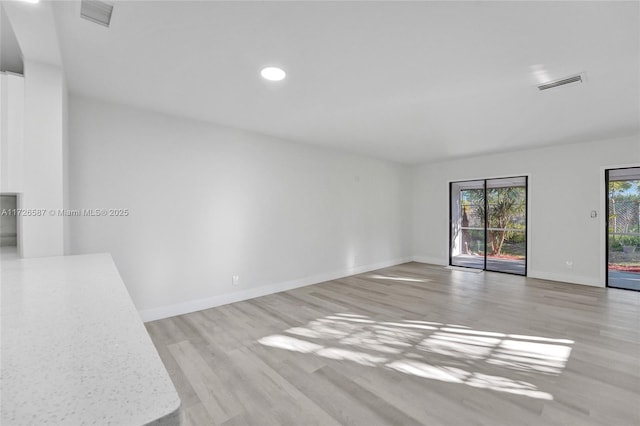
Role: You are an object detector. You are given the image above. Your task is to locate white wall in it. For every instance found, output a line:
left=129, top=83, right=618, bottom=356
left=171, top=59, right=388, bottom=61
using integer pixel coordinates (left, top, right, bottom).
left=67, top=96, right=411, bottom=320
left=1, top=67, right=65, bottom=258
left=62, top=78, right=70, bottom=254
left=65, top=95, right=639, bottom=320
left=20, top=60, right=64, bottom=258
left=0, top=73, right=24, bottom=193
left=412, top=135, right=640, bottom=287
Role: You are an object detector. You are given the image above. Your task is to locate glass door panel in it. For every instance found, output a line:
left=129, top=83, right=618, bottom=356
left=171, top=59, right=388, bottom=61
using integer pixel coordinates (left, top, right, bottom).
left=607, top=167, right=640, bottom=290
left=450, top=180, right=485, bottom=270
left=485, top=177, right=527, bottom=275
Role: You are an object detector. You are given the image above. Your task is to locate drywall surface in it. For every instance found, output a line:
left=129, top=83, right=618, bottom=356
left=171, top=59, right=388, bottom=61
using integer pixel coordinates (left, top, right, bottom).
left=0, top=72, right=24, bottom=192
left=412, top=135, right=640, bottom=286
left=62, top=78, right=70, bottom=254
left=68, top=96, right=411, bottom=320
left=20, top=61, right=64, bottom=257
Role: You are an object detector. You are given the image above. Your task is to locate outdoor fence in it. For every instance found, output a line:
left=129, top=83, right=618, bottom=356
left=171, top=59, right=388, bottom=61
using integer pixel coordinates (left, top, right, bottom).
left=608, top=200, right=639, bottom=254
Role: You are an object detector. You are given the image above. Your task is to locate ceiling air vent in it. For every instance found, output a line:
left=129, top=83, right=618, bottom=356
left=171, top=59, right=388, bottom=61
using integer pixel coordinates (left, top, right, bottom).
left=538, top=74, right=583, bottom=91
left=80, top=0, right=113, bottom=27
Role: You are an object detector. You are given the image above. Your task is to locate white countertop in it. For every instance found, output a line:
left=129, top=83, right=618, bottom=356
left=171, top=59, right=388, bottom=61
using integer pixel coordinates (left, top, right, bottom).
left=1, top=252, right=181, bottom=425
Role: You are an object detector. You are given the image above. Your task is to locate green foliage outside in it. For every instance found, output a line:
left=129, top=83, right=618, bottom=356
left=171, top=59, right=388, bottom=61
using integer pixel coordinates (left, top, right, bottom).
left=609, top=235, right=640, bottom=251
left=609, top=180, right=640, bottom=201
left=462, top=187, right=526, bottom=257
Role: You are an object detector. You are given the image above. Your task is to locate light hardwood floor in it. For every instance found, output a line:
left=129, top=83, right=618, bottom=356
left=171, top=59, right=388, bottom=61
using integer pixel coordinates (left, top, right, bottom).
left=146, top=262, right=640, bottom=426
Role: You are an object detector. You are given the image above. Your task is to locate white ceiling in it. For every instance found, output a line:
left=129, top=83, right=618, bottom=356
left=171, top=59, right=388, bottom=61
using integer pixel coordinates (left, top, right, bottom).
left=48, top=1, right=639, bottom=163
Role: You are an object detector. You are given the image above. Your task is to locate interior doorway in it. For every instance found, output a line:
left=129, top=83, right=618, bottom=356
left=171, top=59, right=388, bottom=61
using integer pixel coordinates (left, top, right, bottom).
left=450, top=177, right=527, bottom=275
left=0, top=194, right=18, bottom=247
left=606, top=167, right=640, bottom=291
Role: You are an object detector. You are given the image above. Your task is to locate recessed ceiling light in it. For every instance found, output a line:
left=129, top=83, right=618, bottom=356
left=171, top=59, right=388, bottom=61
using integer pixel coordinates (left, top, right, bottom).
left=260, top=67, right=286, bottom=81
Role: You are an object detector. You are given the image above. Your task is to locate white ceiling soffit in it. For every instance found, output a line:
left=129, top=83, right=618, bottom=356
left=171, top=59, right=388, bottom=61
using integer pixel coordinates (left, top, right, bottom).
left=51, top=1, right=640, bottom=164
left=3, top=0, right=62, bottom=67
left=1, top=5, right=24, bottom=74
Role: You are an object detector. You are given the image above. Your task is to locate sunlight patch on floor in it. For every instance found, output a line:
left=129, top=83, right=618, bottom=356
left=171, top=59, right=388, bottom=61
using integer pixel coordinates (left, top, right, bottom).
left=366, top=274, right=431, bottom=283
left=258, top=313, right=574, bottom=400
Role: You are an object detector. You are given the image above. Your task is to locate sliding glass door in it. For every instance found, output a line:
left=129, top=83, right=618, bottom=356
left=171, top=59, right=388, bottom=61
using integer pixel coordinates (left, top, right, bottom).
left=606, top=167, right=640, bottom=291
left=450, top=177, right=527, bottom=275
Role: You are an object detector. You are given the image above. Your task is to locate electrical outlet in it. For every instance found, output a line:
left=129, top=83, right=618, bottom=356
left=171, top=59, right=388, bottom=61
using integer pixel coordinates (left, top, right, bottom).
left=565, top=261, right=573, bottom=269
left=232, top=275, right=239, bottom=285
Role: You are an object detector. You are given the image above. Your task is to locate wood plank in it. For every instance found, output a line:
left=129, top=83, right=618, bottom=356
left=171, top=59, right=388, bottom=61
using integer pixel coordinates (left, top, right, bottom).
left=168, top=340, right=243, bottom=424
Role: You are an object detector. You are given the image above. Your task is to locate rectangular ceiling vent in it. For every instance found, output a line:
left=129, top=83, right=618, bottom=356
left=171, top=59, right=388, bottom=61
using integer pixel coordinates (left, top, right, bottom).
left=538, top=74, right=583, bottom=91
left=81, top=0, right=113, bottom=28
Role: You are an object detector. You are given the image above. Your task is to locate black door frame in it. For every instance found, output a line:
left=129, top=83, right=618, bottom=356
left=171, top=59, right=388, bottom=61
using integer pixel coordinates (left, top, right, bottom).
left=605, top=167, right=640, bottom=291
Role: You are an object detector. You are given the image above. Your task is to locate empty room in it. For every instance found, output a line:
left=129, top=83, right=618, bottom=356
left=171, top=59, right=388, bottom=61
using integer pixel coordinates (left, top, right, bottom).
left=1, top=1, right=639, bottom=425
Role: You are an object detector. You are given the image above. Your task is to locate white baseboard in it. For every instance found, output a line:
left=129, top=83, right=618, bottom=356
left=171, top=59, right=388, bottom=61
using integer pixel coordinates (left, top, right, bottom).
left=411, top=255, right=447, bottom=266
left=139, top=257, right=607, bottom=322
left=139, top=256, right=413, bottom=322
left=411, top=258, right=605, bottom=288
left=527, top=270, right=604, bottom=287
